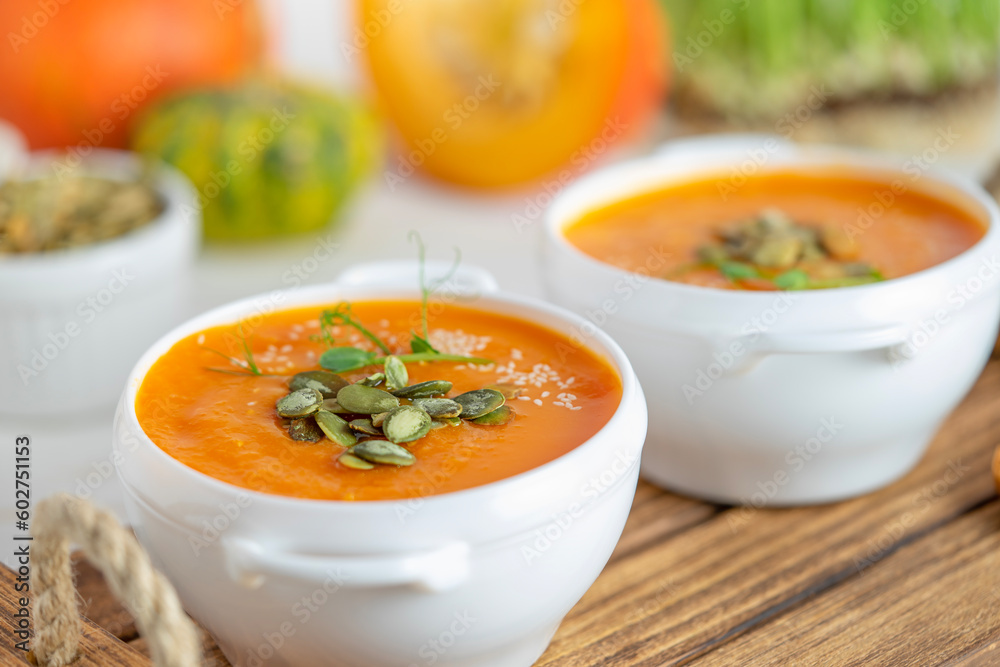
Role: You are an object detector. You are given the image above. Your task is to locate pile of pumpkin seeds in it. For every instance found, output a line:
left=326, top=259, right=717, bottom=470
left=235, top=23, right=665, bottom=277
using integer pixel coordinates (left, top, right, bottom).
left=275, top=355, right=517, bottom=470
left=0, top=171, right=163, bottom=254
left=692, top=208, right=884, bottom=289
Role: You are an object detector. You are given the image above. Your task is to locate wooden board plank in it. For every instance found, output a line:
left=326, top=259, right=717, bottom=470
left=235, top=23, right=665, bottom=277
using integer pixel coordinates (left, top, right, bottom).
left=0, top=562, right=150, bottom=666
left=693, top=499, right=1000, bottom=665
left=949, top=640, right=1000, bottom=667
left=534, top=361, right=1000, bottom=666
left=72, top=553, right=138, bottom=642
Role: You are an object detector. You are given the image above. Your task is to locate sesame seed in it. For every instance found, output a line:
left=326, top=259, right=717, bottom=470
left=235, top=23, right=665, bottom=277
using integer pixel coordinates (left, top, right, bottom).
left=533, top=398, right=543, bottom=406
left=428, top=329, right=492, bottom=357
left=197, top=334, right=206, bottom=345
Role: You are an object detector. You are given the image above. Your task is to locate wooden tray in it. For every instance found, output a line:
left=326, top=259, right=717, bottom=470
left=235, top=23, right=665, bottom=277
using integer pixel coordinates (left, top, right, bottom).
left=5, top=360, right=1000, bottom=666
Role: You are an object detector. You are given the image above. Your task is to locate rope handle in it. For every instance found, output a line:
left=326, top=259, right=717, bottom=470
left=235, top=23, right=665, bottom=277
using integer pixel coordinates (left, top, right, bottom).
left=30, top=493, right=202, bottom=666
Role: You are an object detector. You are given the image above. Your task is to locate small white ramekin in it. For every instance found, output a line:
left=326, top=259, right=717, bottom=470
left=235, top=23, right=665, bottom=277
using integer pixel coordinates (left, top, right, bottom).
left=0, top=121, right=26, bottom=178
left=113, top=262, right=646, bottom=667
left=0, top=149, right=199, bottom=416
left=543, top=135, right=1000, bottom=505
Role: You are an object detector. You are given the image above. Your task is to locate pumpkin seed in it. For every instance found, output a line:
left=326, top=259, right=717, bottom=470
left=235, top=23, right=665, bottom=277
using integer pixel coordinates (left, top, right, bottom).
left=371, top=411, right=389, bottom=427
left=289, top=417, right=324, bottom=442
left=412, top=397, right=462, bottom=418
left=321, top=398, right=352, bottom=414
left=485, top=383, right=524, bottom=400
left=758, top=208, right=793, bottom=233
left=357, top=373, right=385, bottom=387
left=349, top=418, right=382, bottom=436
left=338, top=452, right=375, bottom=470
left=752, top=236, right=802, bottom=268
left=472, top=405, right=515, bottom=425
left=276, top=388, right=324, bottom=418
left=382, top=405, right=432, bottom=444
left=391, top=380, right=453, bottom=398
left=799, top=241, right=825, bottom=262
left=453, top=388, right=505, bottom=420
left=429, top=420, right=448, bottom=430
left=353, top=440, right=417, bottom=466
left=336, top=384, right=399, bottom=414
left=820, top=223, right=860, bottom=261
left=314, top=410, right=357, bottom=447
left=440, top=416, right=463, bottom=427
left=288, top=370, right=348, bottom=398
left=0, top=174, right=162, bottom=254
left=384, top=355, right=408, bottom=391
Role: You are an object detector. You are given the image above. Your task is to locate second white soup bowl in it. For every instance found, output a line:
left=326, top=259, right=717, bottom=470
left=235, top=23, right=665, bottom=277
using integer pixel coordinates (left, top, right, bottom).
left=543, top=136, right=1000, bottom=505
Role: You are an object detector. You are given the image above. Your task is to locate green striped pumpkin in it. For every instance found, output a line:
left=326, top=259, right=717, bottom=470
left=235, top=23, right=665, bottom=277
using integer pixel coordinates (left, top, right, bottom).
left=131, top=80, right=382, bottom=241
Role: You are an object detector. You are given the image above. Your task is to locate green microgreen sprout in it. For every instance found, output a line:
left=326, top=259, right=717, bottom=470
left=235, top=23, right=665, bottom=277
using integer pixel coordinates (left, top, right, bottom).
left=204, top=323, right=275, bottom=376
left=409, top=230, right=461, bottom=354
left=312, top=235, right=491, bottom=374
left=319, top=302, right=392, bottom=354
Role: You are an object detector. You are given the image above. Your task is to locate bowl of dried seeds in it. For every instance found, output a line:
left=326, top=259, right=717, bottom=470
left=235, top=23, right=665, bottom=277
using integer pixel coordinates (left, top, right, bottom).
left=0, top=148, right=199, bottom=415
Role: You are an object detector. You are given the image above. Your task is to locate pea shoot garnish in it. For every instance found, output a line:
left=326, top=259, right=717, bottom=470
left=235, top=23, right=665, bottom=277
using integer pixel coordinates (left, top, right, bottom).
left=268, top=237, right=512, bottom=467
left=679, top=208, right=886, bottom=290
left=316, top=234, right=492, bottom=373
left=204, top=324, right=274, bottom=376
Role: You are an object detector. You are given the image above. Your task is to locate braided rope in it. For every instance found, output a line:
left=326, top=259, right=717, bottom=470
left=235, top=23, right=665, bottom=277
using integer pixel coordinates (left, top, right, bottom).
left=30, top=493, right=202, bottom=666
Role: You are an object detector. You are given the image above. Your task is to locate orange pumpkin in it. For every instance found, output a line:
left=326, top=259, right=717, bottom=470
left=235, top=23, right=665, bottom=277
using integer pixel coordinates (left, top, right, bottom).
left=358, top=0, right=668, bottom=189
left=0, top=0, right=263, bottom=150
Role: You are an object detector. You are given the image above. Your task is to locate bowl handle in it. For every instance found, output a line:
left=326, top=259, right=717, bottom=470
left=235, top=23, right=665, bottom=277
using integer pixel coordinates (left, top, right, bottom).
left=336, top=260, right=499, bottom=294
left=728, top=323, right=910, bottom=372
left=221, top=536, right=471, bottom=593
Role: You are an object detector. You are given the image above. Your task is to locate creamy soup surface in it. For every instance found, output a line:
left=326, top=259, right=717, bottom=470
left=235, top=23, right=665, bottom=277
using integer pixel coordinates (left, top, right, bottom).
left=564, top=170, right=986, bottom=290
left=137, top=301, right=622, bottom=501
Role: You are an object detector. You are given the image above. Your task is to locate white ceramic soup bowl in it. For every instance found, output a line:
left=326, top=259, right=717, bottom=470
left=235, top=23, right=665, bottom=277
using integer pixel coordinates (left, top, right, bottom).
left=543, top=135, right=1000, bottom=506
left=0, top=148, right=199, bottom=416
left=114, top=261, right=646, bottom=667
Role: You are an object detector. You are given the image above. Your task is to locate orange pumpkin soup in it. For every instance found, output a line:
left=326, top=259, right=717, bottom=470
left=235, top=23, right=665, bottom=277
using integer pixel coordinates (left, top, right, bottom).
left=136, top=300, right=621, bottom=501
left=564, top=170, right=986, bottom=290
